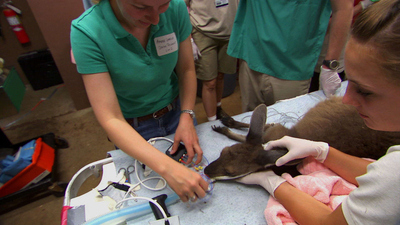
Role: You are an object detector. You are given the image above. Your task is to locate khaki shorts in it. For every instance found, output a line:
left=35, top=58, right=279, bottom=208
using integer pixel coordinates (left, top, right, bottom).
left=239, top=60, right=311, bottom=112
left=192, top=28, right=237, bottom=81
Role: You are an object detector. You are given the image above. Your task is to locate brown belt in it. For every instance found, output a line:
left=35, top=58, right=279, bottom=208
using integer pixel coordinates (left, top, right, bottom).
left=126, top=99, right=177, bottom=123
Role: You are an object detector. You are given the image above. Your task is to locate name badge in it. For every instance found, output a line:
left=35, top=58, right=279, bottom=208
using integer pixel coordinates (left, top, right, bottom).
left=215, top=0, right=228, bottom=8
left=154, top=33, right=178, bottom=56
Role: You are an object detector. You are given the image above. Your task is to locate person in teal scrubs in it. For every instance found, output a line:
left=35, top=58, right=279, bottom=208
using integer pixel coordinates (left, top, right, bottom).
left=71, top=0, right=209, bottom=202
left=228, top=0, right=353, bottom=111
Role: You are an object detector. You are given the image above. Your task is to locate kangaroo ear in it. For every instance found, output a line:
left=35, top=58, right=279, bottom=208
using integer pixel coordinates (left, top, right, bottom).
left=246, top=104, right=267, bottom=145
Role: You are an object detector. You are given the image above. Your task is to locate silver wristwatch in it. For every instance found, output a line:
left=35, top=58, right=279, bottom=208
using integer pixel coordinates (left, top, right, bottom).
left=181, top=109, right=196, bottom=119
left=322, top=59, right=340, bottom=70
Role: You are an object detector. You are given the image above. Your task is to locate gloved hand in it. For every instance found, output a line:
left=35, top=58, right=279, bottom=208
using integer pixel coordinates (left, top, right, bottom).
left=191, top=38, right=201, bottom=61
left=264, top=136, right=330, bottom=167
left=236, top=170, right=286, bottom=198
left=319, top=66, right=341, bottom=97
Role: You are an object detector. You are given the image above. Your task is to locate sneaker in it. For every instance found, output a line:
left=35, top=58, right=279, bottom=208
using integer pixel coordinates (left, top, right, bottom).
left=217, top=106, right=230, bottom=119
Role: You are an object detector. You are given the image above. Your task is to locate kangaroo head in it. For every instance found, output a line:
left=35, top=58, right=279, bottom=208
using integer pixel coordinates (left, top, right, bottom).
left=204, top=143, right=289, bottom=181
left=205, top=104, right=289, bottom=181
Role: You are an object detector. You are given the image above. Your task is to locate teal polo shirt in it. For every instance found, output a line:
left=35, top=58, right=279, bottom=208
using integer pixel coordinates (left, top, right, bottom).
left=228, top=0, right=331, bottom=80
left=71, top=0, right=192, bottom=118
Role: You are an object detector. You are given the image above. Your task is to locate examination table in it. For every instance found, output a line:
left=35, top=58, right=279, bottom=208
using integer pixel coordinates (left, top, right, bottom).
left=63, top=82, right=348, bottom=225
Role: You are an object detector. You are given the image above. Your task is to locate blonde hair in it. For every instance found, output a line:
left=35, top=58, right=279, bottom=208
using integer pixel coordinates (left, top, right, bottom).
left=352, top=0, right=400, bottom=83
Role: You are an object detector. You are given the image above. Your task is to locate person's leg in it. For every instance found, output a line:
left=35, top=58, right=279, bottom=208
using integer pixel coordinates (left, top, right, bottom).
left=202, top=78, right=218, bottom=120
left=216, top=39, right=237, bottom=118
left=238, top=60, right=308, bottom=109
left=216, top=72, right=224, bottom=106
left=215, top=72, right=229, bottom=119
left=238, top=60, right=269, bottom=112
left=192, top=29, right=219, bottom=121
left=269, top=77, right=311, bottom=104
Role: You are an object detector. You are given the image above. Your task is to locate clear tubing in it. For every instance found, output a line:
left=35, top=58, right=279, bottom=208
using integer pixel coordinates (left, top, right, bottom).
left=83, top=193, right=180, bottom=225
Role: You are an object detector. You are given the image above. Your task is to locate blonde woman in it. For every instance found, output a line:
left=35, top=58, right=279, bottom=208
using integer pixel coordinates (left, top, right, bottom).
left=71, top=0, right=208, bottom=202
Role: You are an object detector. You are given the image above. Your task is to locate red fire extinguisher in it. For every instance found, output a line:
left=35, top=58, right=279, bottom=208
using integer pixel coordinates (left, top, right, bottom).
left=3, top=8, right=30, bottom=44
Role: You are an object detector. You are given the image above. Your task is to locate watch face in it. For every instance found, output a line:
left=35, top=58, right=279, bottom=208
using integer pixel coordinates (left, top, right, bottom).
left=324, top=60, right=339, bottom=70
left=330, top=61, right=339, bottom=69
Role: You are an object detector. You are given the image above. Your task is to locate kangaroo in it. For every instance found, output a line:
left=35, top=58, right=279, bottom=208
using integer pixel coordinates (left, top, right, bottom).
left=204, top=97, right=400, bottom=181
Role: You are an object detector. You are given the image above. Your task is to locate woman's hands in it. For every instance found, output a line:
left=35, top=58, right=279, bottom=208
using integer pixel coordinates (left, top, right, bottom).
left=162, top=158, right=209, bottom=202
left=174, top=36, right=201, bottom=164
left=171, top=113, right=203, bottom=164
left=236, top=171, right=286, bottom=198
left=264, top=136, right=330, bottom=166
left=236, top=136, right=330, bottom=198
left=167, top=112, right=207, bottom=202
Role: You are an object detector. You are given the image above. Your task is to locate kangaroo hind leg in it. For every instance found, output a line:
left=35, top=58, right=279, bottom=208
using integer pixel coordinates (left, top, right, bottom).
left=220, top=115, right=250, bottom=129
left=212, top=126, right=247, bottom=143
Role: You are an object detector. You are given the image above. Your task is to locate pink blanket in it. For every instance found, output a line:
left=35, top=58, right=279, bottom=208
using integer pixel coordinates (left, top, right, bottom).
left=264, top=157, right=359, bottom=225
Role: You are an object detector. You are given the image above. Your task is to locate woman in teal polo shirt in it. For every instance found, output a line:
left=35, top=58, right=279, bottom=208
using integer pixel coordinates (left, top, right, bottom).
left=71, top=0, right=209, bottom=202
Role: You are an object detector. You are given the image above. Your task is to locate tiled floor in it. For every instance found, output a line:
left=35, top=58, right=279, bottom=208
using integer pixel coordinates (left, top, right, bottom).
left=0, top=79, right=242, bottom=225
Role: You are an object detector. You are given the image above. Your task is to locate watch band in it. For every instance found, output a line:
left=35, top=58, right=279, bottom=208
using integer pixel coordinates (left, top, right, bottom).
left=181, top=109, right=196, bottom=119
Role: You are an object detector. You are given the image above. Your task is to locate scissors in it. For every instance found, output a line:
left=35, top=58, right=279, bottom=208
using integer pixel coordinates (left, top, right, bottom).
left=118, top=164, right=135, bottom=184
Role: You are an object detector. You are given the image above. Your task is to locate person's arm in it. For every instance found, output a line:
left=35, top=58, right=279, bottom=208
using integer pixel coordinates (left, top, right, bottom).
left=82, top=72, right=208, bottom=202
left=237, top=170, right=349, bottom=224
left=171, top=35, right=203, bottom=164
left=274, top=182, right=348, bottom=225
left=258, top=136, right=374, bottom=224
left=240, top=135, right=377, bottom=224
left=320, top=0, right=353, bottom=96
left=322, top=147, right=372, bottom=185
left=269, top=136, right=372, bottom=185
left=325, top=0, right=353, bottom=62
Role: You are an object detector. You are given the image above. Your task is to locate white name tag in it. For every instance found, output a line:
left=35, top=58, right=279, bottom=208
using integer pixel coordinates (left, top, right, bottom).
left=154, top=33, right=178, bottom=57
left=215, top=0, right=228, bottom=7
